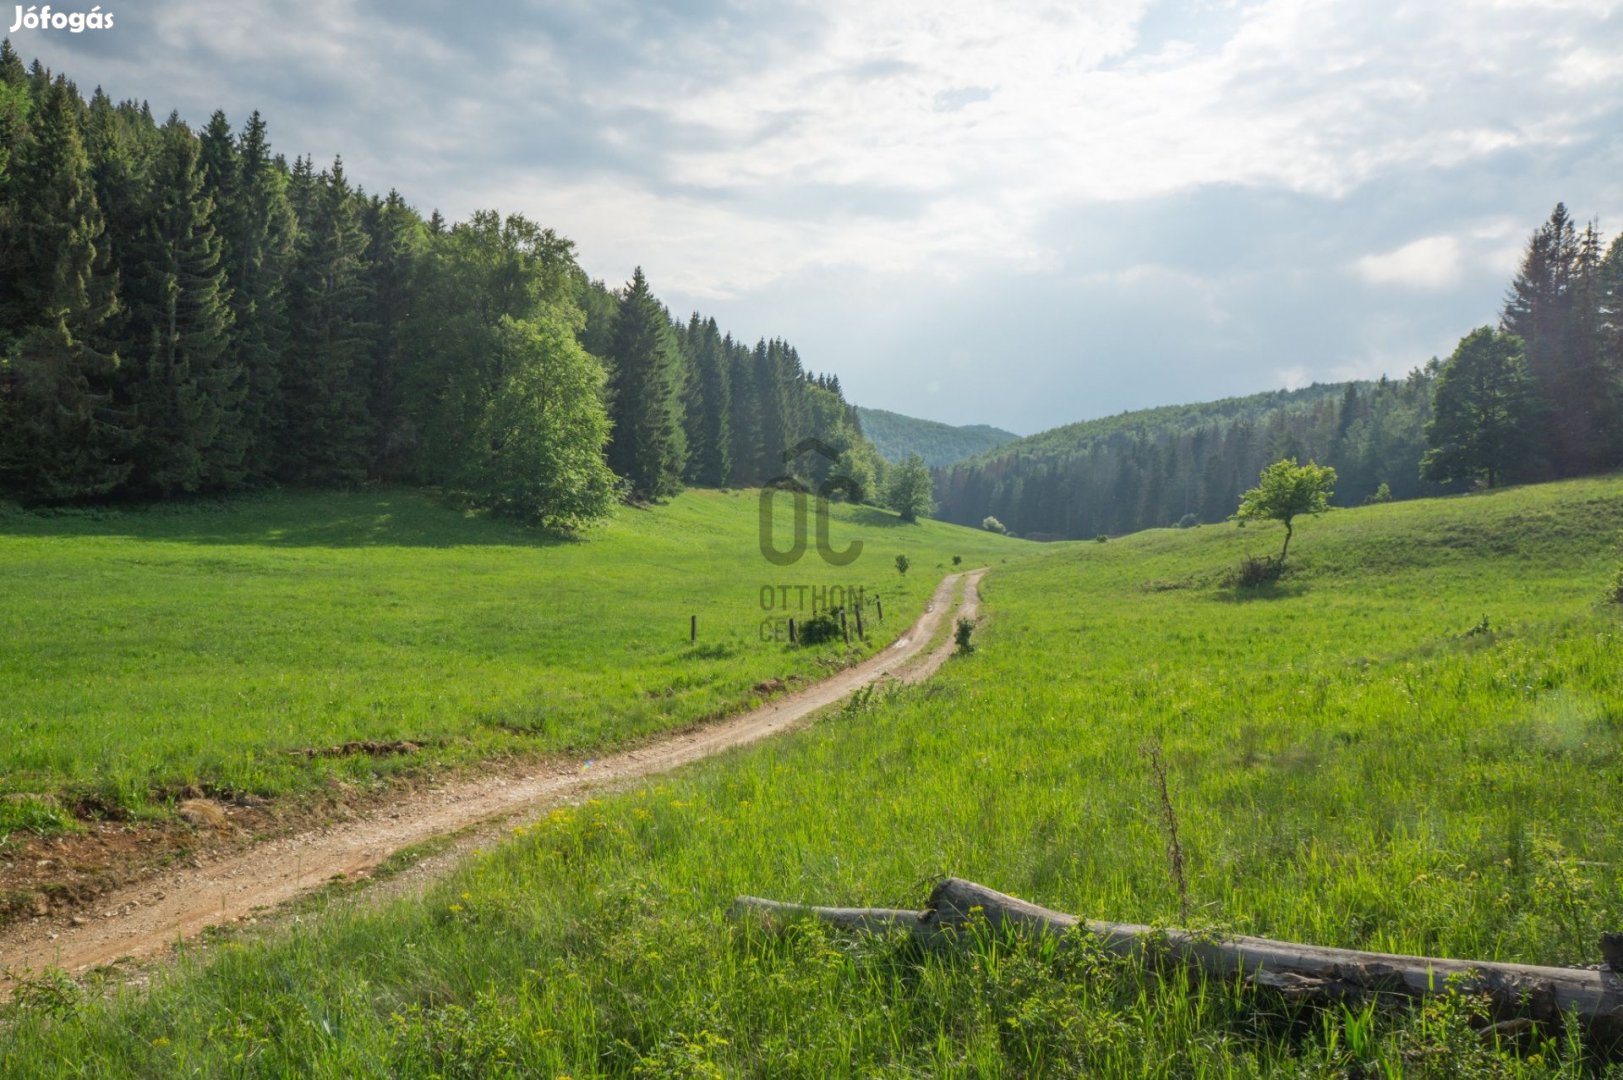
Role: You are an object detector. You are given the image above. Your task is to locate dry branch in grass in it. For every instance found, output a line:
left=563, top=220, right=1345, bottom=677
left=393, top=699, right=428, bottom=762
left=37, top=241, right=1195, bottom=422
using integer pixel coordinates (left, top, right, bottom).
left=730, top=877, right=1623, bottom=1048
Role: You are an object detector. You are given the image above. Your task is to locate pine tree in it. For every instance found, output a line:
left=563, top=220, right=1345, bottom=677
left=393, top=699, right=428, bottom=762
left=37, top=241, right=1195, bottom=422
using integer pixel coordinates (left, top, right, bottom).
left=0, top=39, right=27, bottom=188
left=220, top=111, right=296, bottom=475
left=278, top=157, right=374, bottom=485
left=750, top=339, right=786, bottom=479
left=724, top=335, right=757, bottom=484
left=0, top=77, right=130, bottom=501
left=605, top=268, right=686, bottom=498
left=1503, top=204, right=1584, bottom=475
left=362, top=190, right=423, bottom=478
left=121, top=116, right=243, bottom=494
left=680, top=314, right=731, bottom=486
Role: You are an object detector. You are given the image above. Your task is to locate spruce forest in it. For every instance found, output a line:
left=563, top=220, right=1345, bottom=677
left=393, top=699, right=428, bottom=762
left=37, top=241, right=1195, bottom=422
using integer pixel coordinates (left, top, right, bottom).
left=0, top=44, right=879, bottom=526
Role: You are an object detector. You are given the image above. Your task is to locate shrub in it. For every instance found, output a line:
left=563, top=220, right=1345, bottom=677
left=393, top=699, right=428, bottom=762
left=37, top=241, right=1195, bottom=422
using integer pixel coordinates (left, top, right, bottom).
left=1364, top=482, right=1393, bottom=505
left=797, top=612, right=843, bottom=646
left=1095, top=534, right=1108, bottom=543
left=895, top=554, right=910, bottom=576
left=1176, top=513, right=1199, bottom=529
left=952, top=555, right=962, bottom=566
left=981, top=516, right=1007, bottom=535
left=1229, top=553, right=1284, bottom=588
left=954, top=617, right=975, bottom=654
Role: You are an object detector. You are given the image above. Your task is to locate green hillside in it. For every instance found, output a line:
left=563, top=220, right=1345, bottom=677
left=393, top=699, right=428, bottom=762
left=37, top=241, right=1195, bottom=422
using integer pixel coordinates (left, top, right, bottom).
left=856, top=406, right=1020, bottom=467
left=10, top=477, right=1622, bottom=1076
left=0, top=490, right=1022, bottom=835
left=937, top=378, right=1444, bottom=539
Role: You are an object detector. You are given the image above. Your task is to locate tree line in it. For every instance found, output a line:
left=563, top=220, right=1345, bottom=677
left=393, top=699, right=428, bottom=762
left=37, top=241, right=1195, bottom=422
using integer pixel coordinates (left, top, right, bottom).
left=0, top=43, right=881, bottom=527
left=937, top=377, right=1442, bottom=539
left=940, top=202, right=1623, bottom=540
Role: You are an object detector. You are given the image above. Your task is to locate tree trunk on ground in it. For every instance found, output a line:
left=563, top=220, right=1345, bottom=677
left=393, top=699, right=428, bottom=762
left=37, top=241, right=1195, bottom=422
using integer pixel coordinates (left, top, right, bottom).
left=730, top=878, right=1623, bottom=1048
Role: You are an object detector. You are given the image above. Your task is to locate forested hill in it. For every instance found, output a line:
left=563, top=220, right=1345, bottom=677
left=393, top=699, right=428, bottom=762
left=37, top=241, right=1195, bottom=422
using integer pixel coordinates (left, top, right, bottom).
left=0, top=43, right=884, bottom=524
left=941, top=200, right=1623, bottom=541
left=854, top=407, right=1019, bottom=467
left=936, top=378, right=1445, bottom=539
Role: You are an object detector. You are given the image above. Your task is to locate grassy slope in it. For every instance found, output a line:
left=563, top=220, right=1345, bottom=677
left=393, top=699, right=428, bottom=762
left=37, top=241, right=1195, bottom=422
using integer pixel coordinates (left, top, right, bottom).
left=5, top=478, right=1623, bottom=1076
left=0, top=489, right=1023, bottom=830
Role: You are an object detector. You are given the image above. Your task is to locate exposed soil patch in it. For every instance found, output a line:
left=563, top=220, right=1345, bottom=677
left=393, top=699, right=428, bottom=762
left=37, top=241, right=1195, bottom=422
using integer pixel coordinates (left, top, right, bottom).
left=288, top=739, right=424, bottom=759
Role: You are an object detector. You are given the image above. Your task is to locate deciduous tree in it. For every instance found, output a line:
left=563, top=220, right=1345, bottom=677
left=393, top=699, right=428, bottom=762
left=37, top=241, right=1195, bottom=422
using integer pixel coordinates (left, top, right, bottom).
left=1234, top=457, right=1337, bottom=561
left=1420, top=327, right=1536, bottom=490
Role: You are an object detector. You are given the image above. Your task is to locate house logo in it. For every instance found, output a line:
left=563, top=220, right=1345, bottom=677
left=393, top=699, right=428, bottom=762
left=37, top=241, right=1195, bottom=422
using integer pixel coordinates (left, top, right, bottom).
left=758, top=437, right=863, bottom=567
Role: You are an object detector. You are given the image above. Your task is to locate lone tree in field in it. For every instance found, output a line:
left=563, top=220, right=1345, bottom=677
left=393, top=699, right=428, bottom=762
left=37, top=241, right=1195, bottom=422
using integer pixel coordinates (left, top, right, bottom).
left=1420, top=327, right=1537, bottom=490
left=885, top=453, right=935, bottom=523
left=1234, top=458, right=1337, bottom=562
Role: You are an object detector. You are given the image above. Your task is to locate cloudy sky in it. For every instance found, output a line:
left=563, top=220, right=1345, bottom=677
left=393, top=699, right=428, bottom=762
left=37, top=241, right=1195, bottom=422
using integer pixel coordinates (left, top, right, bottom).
left=15, top=0, right=1623, bottom=433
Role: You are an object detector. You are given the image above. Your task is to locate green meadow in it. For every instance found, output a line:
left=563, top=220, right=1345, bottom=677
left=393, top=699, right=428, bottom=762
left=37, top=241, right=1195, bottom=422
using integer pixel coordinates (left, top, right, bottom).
left=5, top=476, right=1623, bottom=1076
left=0, top=489, right=1020, bottom=834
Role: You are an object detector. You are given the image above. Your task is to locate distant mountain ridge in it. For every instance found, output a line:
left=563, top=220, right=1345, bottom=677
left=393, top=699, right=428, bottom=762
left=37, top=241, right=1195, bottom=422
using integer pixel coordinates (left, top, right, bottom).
left=856, top=407, right=1020, bottom=468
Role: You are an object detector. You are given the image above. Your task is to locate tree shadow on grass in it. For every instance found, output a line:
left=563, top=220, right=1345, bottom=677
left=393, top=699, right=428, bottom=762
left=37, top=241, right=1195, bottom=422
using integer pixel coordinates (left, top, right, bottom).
left=0, top=489, right=583, bottom=550
left=1211, top=580, right=1308, bottom=602
left=838, top=505, right=919, bottom=530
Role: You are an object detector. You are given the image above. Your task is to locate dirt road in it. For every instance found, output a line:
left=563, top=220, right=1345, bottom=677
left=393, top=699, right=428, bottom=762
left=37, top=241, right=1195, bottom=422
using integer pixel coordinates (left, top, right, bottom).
left=0, top=570, right=983, bottom=991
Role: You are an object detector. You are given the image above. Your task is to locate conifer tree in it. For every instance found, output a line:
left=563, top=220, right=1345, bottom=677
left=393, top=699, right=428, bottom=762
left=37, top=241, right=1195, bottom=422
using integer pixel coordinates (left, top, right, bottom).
left=278, top=157, right=373, bottom=484
left=724, top=335, right=757, bottom=484
left=362, top=190, right=424, bottom=477
left=220, top=111, right=296, bottom=474
left=750, top=339, right=787, bottom=479
left=121, top=116, right=243, bottom=494
left=1502, top=203, right=1599, bottom=475
left=680, top=314, right=731, bottom=486
left=605, top=268, right=686, bottom=498
left=0, top=77, right=129, bottom=500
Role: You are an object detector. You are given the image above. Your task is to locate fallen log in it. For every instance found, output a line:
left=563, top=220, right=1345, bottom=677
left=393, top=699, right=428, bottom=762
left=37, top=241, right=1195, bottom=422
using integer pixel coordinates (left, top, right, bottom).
left=730, top=877, right=1623, bottom=1047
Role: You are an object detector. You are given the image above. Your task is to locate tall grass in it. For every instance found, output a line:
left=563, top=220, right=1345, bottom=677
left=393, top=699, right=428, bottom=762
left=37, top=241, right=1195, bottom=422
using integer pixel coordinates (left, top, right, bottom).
left=4, top=477, right=1623, bottom=1076
left=0, top=489, right=1020, bottom=829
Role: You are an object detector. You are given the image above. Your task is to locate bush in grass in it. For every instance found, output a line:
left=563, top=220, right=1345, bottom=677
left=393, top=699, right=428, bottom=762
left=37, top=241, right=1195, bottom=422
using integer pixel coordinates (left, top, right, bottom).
left=981, top=516, right=1007, bottom=534
left=895, top=554, right=910, bottom=576
left=1364, top=482, right=1393, bottom=505
left=1095, top=534, right=1108, bottom=543
left=954, top=617, right=975, bottom=654
left=1228, top=553, right=1284, bottom=588
left=797, top=612, right=843, bottom=646
left=1176, top=514, right=1199, bottom=529
left=952, top=555, right=962, bottom=565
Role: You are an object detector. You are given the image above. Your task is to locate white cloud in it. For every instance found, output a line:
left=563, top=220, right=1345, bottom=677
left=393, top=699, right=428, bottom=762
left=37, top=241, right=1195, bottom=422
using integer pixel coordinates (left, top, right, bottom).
left=17, top=0, right=1623, bottom=428
left=1354, top=236, right=1464, bottom=289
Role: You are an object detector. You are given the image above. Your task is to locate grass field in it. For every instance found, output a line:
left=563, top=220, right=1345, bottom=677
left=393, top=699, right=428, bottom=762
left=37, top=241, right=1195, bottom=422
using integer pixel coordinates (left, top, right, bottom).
left=0, top=489, right=1022, bottom=836
left=4, top=477, right=1623, bottom=1076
